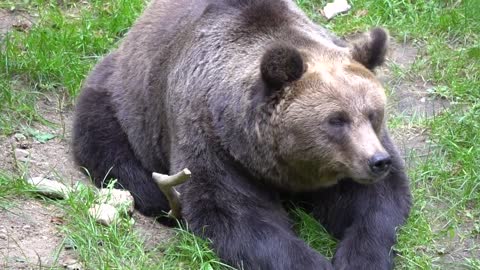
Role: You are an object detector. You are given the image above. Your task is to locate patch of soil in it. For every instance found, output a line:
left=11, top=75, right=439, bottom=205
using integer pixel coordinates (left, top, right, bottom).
left=133, top=213, right=175, bottom=252
left=0, top=93, right=85, bottom=184
left=378, top=41, right=449, bottom=165
left=383, top=41, right=450, bottom=117
left=434, top=232, right=479, bottom=269
left=0, top=199, right=77, bottom=269
left=0, top=9, right=34, bottom=39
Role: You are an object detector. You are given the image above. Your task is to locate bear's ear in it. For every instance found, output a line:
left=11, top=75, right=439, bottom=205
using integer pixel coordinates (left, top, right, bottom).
left=260, top=43, right=305, bottom=90
left=349, top=28, right=389, bottom=70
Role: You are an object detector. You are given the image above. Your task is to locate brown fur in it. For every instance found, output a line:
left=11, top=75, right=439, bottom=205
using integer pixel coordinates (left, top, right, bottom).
left=269, top=56, right=388, bottom=190
left=73, top=1, right=411, bottom=269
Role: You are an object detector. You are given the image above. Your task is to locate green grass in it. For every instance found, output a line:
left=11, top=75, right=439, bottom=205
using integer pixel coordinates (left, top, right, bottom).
left=0, top=0, right=146, bottom=134
left=0, top=0, right=479, bottom=269
left=0, top=172, right=32, bottom=210
left=0, top=175, right=229, bottom=269
left=60, top=182, right=231, bottom=270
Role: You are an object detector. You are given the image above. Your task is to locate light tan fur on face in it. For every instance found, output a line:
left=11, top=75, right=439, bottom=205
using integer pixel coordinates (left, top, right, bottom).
left=274, top=54, right=388, bottom=190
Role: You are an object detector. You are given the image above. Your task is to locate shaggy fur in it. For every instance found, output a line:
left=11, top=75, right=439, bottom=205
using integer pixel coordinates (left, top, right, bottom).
left=73, top=0, right=411, bottom=269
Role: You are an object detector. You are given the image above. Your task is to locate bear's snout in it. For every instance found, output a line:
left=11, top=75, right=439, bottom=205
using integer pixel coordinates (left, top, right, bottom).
left=368, top=153, right=392, bottom=175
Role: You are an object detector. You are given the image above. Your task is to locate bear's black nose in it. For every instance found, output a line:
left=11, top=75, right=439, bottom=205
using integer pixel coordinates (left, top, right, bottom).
left=368, top=153, right=392, bottom=175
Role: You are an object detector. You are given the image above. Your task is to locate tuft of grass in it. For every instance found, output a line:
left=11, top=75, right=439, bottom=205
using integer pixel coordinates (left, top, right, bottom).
left=0, top=78, right=41, bottom=134
left=59, top=181, right=233, bottom=269
left=292, top=208, right=337, bottom=259
left=161, top=224, right=235, bottom=270
left=58, top=182, right=159, bottom=269
left=0, top=0, right=147, bottom=134
left=0, top=172, right=32, bottom=209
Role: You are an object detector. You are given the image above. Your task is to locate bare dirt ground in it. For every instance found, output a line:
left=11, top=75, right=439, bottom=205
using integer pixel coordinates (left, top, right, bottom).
left=0, top=8, right=34, bottom=41
left=0, top=7, right=458, bottom=268
left=0, top=199, right=76, bottom=270
left=380, top=42, right=449, bottom=163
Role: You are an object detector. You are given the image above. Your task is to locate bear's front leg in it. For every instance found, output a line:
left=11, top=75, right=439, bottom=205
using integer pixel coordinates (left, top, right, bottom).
left=308, top=167, right=410, bottom=269
left=331, top=185, right=407, bottom=270
left=180, top=166, right=333, bottom=270
left=332, top=139, right=411, bottom=270
left=299, top=133, right=411, bottom=270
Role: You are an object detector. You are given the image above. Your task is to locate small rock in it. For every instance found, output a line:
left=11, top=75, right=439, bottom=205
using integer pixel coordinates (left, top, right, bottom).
left=14, top=133, right=27, bottom=142
left=14, top=257, right=26, bottom=263
left=98, top=189, right=135, bottom=214
left=26, top=177, right=71, bottom=199
left=88, top=204, right=119, bottom=226
left=322, top=0, right=351, bottom=20
left=420, top=97, right=426, bottom=103
left=0, top=228, right=7, bottom=240
left=63, top=258, right=82, bottom=270
left=14, top=148, right=30, bottom=162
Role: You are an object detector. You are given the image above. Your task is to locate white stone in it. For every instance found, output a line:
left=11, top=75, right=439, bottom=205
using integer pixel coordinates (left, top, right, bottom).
left=88, top=204, right=119, bottom=226
left=323, top=0, right=351, bottom=20
left=98, top=189, right=134, bottom=214
left=26, top=177, right=71, bottom=199
left=14, top=133, right=27, bottom=141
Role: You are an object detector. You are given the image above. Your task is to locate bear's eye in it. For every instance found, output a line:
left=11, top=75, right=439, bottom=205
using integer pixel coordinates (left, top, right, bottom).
left=368, top=110, right=383, bottom=128
left=328, top=116, right=349, bottom=127
left=368, top=111, right=383, bottom=123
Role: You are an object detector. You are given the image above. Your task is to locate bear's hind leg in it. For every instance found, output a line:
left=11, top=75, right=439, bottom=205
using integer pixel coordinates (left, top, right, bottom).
left=72, top=86, right=170, bottom=218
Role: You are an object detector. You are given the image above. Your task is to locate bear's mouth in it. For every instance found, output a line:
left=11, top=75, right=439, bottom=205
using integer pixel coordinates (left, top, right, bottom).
left=352, top=170, right=389, bottom=185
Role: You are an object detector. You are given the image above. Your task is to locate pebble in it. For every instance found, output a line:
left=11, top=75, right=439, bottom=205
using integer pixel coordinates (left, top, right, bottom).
left=14, top=133, right=27, bottom=142
left=14, top=257, right=26, bottom=263
left=98, top=189, right=134, bottom=214
left=88, top=204, right=119, bottom=226
left=63, top=258, right=82, bottom=270
left=0, top=227, right=7, bottom=240
left=322, top=0, right=351, bottom=20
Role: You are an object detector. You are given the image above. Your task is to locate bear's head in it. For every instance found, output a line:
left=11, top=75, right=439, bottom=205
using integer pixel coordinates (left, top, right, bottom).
left=258, top=28, right=391, bottom=191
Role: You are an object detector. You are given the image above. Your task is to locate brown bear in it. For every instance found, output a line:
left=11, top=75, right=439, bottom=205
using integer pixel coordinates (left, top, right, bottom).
left=72, top=0, right=411, bottom=269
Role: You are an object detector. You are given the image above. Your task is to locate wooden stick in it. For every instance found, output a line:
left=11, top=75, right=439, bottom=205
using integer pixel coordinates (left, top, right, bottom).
left=152, top=168, right=191, bottom=219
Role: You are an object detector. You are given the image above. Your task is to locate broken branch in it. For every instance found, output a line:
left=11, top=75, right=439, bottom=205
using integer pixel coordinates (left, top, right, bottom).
left=152, top=168, right=191, bottom=219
